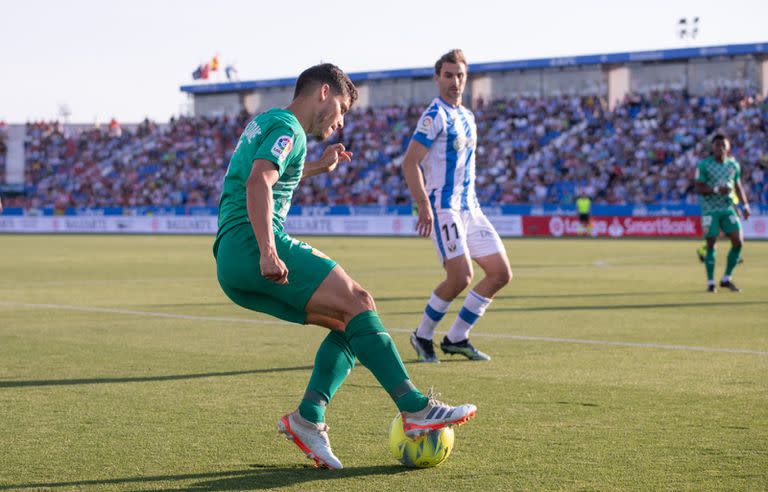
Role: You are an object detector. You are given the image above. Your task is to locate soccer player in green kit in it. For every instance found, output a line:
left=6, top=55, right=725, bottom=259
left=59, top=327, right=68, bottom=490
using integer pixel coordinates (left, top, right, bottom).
left=214, top=63, right=476, bottom=469
left=696, top=193, right=744, bottom=265
left=694, top=134, right=751, bottom=293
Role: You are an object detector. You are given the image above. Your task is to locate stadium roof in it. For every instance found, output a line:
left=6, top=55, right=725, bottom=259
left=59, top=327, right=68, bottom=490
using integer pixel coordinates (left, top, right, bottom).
left=180, top=42, right=767, bottom=95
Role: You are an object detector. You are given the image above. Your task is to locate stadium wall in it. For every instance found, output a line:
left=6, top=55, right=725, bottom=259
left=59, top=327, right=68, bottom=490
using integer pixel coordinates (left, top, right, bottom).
left=180, top=43, right=768, bottom=115
left=2, top=207, right=766, bottom=239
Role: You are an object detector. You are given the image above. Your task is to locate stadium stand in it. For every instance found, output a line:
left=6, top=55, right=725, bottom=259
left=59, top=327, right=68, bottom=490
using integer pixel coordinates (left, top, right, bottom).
left=12, top=89, right=766, bottom=209
left=0, top=121, right=7, bottom=183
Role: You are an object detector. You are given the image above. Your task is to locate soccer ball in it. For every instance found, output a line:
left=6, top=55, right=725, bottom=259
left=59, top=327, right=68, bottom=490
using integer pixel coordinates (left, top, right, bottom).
left=389, top=413, right=454, bottom=468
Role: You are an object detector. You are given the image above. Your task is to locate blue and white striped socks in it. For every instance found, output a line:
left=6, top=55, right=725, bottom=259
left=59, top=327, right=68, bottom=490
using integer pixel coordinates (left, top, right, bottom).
left=446, top=289, right=491, bottom=343
left=415, top=292, right=452, bottom=339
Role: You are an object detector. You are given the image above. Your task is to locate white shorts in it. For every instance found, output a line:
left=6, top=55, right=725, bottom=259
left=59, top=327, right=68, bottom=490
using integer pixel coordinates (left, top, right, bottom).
left=430, top=208, right=506, bottom=262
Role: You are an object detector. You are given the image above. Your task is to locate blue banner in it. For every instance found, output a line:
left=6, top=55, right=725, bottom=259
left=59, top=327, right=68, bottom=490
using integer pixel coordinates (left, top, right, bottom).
left=4, top=204, right=749, bottom=217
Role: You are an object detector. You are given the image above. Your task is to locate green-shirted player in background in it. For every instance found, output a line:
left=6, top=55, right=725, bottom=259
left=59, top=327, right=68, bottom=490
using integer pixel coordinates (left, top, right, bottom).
left=213, top=63, right=476, bottom=470
left=694, top=134, right=751, bottom=293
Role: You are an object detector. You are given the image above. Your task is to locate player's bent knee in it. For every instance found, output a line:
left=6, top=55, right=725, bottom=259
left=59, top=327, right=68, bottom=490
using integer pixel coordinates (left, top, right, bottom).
left=498, top=267, right=512, bottom=285
left=487, top=269, right=511, bottom=291
left=453, top=274, right=472, bottom=291
left=352, top=287, right=376, bottom=312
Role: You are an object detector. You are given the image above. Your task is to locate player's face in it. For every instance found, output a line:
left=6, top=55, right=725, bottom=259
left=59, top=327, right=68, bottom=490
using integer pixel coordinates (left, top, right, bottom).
left=436, top=62, right=467, bottom=105
left=712, top=139, right=730, bottom=161
left=314, top=90, right=350, bottom=140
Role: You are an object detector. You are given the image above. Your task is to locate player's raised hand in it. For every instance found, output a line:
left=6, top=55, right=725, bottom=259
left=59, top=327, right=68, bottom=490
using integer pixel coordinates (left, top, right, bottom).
left=415, top=202, right=434, bottom=237
left=320, top=143, right=353, bottom=173
left=260, top=251, right=289, bottom=284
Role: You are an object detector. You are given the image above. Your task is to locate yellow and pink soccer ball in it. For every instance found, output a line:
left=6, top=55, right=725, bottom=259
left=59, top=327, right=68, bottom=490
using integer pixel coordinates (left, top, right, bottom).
left=389, top=414, right=455, bottom=468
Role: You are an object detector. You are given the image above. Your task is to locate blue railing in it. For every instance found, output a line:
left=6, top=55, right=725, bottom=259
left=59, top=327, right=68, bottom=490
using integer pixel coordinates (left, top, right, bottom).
left=2, top=203, right=746, bottom=217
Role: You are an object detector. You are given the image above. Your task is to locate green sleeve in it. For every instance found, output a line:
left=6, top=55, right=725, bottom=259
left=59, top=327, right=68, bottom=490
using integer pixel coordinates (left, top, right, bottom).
left=252, top=128, right=297, bottom=176
left=734, top=161, right=741, bottom=182
left=695, top=160, right=707, bottom=183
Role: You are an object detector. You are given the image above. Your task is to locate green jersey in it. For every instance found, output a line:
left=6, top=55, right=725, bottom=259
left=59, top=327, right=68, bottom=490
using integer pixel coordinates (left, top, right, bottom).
left=695, top=156, right=741, bottom=214
left=216, top=108, right=307, bottom=243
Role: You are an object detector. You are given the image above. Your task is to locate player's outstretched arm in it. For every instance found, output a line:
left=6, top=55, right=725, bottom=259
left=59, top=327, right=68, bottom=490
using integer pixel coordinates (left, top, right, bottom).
left=401, top=140, right=433, bottom=237
left=246, top=159, right=288, bottom=284
left=302, top=143, right=352, bottom=178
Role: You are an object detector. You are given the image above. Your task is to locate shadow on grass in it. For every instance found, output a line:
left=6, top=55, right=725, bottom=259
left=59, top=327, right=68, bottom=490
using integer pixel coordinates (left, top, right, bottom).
left=0, top=464, right=410, bottom=491
left=387, top=300, right=766, bottom=316
left=0, top=365, right=312, bottom=389
left=491, top=291, right=707, bottom=300
left=556, top=401, right=599, bottom=407
left=376, top=291, right=694, bottom=303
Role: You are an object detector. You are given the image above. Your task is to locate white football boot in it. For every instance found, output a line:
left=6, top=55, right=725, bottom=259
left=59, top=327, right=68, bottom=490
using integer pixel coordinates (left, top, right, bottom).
left=277, top=411, right=343, bottom=470
left=400, top=389, right=477, bottom=438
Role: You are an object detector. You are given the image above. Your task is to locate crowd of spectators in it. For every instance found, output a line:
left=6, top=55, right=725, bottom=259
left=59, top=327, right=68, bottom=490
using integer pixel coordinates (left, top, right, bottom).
left=0, top=121, right=8, bottom=183
left=515, top=88, right=764, bottom=205
left=8, top=89, right=767, bottom=210
left=20, top=113, right=248, bottom=209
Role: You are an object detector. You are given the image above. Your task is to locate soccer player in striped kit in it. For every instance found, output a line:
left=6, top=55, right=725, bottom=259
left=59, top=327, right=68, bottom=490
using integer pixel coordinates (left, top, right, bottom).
left=402, top=49, right=512, bottom=362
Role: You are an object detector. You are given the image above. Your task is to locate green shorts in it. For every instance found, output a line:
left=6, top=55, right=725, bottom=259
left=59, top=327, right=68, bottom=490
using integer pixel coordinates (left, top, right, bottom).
left=214, top=223, right=337, bottom=324
left=702, top=209, right=742, bottom=238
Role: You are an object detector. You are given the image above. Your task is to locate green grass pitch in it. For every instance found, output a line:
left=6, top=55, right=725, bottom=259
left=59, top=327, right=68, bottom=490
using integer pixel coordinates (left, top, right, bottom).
left=1, top=234, right=766, bottom=490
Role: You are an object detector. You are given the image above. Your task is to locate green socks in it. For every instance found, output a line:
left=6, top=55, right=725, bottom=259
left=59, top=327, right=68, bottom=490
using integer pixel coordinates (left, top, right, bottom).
left=725, top=246, right=742, bottom=276
left=345, top=311, right=428, bottom=412
left=299, top=330, right=355, bottom=424
left=298, top=310, right=429, bottom=423
left=705, top=247, right=716, bottom=281
left=703, top=245, right=742, bottom=282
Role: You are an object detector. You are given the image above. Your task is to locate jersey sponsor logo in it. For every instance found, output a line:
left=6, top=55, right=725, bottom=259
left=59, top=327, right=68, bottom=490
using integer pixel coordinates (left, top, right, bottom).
left=271, top=135, right=294, bottom=162
left=451, top=136, right=475, bottom=151
left=453, top=136, right=466, bottom=151
left=416, top=115, right=433, bottom=134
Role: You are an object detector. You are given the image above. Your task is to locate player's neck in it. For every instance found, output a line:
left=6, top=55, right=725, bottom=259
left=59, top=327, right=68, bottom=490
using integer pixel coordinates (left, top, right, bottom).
left=438, top=96, right=461, bottom=108
left=285, top=100, right=311, bottom=134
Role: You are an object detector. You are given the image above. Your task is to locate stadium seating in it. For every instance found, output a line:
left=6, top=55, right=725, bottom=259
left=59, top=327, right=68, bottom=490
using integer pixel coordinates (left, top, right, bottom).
left=14, top=90, right=768, bottom=209
left=0, top=122, right=7, bottom=184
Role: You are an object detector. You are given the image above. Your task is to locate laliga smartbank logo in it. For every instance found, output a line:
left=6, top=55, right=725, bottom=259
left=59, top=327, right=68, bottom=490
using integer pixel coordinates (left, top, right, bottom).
left=608, top=219, right=625, bottom=237
left=549, top=216, right=564, bottom=237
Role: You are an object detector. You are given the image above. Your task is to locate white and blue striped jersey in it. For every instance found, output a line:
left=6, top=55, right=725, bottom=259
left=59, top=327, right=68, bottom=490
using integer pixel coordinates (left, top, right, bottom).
left=412, top=97, right=479, bottom=211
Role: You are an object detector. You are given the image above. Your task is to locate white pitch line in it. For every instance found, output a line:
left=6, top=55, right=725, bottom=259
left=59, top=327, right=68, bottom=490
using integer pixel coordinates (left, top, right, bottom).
left=0, top=301, right=277, bottom=325
left=2, top=301, right=766, bottom=356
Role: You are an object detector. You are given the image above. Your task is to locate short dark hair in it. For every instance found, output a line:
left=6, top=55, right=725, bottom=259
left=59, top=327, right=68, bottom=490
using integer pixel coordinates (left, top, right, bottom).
left=435, top=49, right=467, bottom=75
left=293, top=63, right=358, bottom=106
left=711, top=133, right=729, bottom=145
